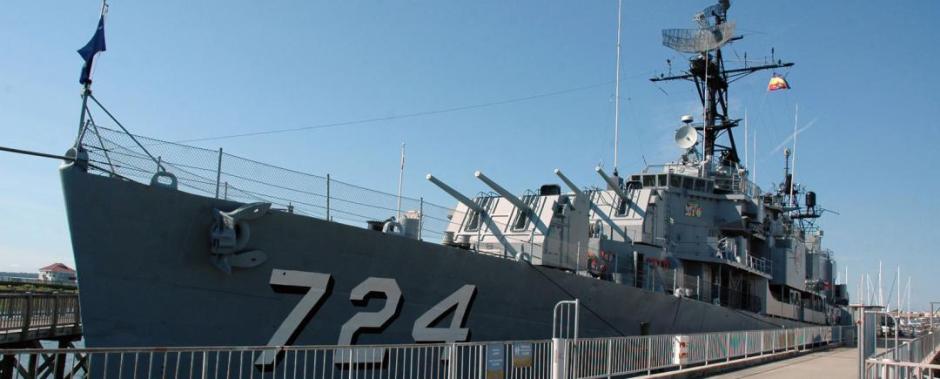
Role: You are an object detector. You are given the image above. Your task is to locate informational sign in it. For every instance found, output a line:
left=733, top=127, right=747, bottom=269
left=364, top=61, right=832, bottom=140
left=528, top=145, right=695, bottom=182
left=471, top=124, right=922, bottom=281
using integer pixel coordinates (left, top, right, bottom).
left=672, top=335, right=689, bottom=365
left=685, top=201, right=703, bottom=217
left=486, top=344, right=505, bottom=379
left=512, top=343, right=533, bottom=368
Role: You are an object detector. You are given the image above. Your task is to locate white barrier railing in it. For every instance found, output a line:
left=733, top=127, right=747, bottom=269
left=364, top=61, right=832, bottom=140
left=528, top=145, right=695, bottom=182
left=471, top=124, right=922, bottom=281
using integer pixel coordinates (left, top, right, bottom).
left=865, top=328, right=940, bottom=378
left=571, top=326, right=844, bottom=378
left=0, top=325, right=850, bottom=379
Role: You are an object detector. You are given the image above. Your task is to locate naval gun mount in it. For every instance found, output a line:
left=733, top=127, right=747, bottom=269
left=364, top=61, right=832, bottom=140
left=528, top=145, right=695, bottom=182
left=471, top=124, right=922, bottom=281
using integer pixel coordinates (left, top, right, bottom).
left=427, top=168, right=664, bottom=288
left=427, top=171, right=609, bottom=274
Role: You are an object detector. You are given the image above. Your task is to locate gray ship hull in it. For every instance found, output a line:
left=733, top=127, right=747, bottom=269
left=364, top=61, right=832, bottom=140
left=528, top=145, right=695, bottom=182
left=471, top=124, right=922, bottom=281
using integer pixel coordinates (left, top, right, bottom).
left=60, top=165, right=806, bottom=348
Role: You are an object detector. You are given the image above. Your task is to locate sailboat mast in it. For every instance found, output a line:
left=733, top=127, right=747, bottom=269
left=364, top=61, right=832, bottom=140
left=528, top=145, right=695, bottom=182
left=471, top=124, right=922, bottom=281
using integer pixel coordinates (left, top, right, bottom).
left=907, top=277, right=911, bottom=323
left=879, top=261, right=883, bottom=307
left=897, top=265, right=901, bottom=319
left=612, top=0, right=623, bottom=170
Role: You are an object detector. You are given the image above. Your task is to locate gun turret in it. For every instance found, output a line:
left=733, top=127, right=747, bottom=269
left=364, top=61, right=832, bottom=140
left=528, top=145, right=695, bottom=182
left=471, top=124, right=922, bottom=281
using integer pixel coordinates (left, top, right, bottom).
left=426, top=173, right=521, bottom=259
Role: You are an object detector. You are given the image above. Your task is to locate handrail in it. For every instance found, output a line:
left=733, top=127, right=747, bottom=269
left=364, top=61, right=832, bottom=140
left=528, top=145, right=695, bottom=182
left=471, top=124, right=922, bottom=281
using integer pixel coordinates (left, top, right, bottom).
left=865, top=326, right=940, bottom=378
left=0, top=324, right=850, bottom=379
left=0, top=293, right=81, bottom=337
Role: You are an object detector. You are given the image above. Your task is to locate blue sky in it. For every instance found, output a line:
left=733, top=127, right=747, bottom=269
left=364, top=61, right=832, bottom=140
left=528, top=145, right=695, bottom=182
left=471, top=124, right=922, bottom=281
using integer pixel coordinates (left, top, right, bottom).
left=1, top=1, right=937, bottom=309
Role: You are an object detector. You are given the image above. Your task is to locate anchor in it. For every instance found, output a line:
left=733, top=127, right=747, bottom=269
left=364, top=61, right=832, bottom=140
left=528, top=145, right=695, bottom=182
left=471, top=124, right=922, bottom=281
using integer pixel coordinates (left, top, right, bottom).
left=209, top=202, right=271, bottom=273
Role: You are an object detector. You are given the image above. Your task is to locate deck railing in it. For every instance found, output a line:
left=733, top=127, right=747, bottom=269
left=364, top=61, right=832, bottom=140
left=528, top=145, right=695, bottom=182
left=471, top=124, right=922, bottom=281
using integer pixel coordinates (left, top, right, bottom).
left=744, top=254, right=773, bottom=275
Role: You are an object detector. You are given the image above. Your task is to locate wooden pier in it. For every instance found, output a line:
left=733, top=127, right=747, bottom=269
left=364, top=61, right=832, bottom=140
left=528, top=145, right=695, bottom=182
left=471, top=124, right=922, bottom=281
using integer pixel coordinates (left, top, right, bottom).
left=0, top=293, right=82, bottom=378
left=1, top=293, right=81, bottom=348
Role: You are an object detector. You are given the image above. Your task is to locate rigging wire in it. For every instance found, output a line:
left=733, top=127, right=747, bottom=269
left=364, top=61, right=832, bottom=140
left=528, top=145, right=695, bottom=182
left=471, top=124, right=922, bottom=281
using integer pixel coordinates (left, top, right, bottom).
left=171, top=71, right=656, bottom=144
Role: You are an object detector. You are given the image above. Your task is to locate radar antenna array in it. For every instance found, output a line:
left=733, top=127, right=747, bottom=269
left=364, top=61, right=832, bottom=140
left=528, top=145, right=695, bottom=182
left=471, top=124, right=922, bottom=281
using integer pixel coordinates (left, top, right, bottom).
left=651, top=0, right=793, bottom=169
left=662, top=23, right=736, bottom=54
left=665, top=1, right=734, bottom=53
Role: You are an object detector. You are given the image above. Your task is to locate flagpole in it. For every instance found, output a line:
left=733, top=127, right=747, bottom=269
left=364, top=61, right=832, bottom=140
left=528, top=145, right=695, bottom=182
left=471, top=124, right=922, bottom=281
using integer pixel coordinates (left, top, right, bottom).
left=74, top=84, right=92, bottom=148
left=74, top=0, right=108, bottom=149
left=90, top=0, right=108, bottom=84
left=397, top=143, right=405, bottom=220
left=789, top=104, right=798, bottom=205
left=744, top=108, right=748, bottom=174
left=753, top=128, right=757, bottom=185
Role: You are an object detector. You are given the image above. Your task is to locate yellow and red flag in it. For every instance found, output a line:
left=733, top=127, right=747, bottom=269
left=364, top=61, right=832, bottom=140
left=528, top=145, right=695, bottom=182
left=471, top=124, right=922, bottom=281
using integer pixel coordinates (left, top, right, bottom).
left=767, top=74, right=790, bottom=91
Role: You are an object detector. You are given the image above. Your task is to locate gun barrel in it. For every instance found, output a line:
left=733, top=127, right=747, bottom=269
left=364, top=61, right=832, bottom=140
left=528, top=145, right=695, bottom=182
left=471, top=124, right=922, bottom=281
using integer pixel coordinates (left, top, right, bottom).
left=554, top=169, right=583, bottom=198
left=426, top=174, right=484, bottom=213
left=474, top=171, right=531, bottom=214
left=595, top=167, right=628, bottom=200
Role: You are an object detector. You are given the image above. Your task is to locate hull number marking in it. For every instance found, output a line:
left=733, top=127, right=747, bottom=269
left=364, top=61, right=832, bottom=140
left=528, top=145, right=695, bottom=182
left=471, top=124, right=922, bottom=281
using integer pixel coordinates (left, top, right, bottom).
left=259, top=269, right=477, bottom=366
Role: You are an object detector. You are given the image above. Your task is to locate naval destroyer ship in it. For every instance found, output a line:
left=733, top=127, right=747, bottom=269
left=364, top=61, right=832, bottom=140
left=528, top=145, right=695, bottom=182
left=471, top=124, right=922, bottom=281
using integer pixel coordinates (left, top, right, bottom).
left=61, top=1, right=850, bottom=350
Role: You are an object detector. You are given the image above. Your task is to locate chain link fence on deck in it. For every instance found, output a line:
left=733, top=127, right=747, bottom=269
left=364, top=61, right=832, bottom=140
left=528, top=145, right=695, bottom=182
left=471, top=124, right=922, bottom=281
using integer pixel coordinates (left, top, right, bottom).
left=78, top=124, right=459, bottom=243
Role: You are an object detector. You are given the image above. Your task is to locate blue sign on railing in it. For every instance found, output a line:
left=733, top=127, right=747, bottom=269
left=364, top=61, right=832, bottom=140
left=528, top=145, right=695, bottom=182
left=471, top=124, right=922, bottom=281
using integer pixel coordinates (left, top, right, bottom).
left=485, top=343, right=505, bottom=379
left=512, top=342, right=533, bottom=368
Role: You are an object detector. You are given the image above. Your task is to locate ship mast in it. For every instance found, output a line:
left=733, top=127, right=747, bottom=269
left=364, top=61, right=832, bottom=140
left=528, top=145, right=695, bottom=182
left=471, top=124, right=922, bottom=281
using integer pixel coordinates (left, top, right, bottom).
left=612, top=0, right=624, bottom=172
left=651, top=1, right=793, bottom=175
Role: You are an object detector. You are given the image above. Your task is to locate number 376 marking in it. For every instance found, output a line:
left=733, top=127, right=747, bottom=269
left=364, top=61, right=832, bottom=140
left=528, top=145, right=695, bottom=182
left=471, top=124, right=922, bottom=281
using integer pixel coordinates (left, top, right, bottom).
left=256, top=269, right=476, bottom=366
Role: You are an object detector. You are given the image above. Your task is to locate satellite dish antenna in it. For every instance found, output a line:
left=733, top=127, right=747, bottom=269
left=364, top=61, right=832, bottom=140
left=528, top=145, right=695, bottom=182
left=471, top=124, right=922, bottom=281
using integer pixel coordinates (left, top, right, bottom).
left=675, top=125, right=698, bottom=149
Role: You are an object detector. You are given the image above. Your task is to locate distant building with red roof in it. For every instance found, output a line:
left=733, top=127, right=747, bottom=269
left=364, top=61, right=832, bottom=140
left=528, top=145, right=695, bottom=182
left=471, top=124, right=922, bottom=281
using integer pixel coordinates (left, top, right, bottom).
left=38, top=263, right=77, bottom=282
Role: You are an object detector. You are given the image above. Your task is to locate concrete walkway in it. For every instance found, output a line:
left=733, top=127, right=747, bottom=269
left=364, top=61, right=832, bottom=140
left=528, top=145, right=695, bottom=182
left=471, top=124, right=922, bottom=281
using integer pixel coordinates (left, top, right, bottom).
left=710, top=347, right=858, bottom=378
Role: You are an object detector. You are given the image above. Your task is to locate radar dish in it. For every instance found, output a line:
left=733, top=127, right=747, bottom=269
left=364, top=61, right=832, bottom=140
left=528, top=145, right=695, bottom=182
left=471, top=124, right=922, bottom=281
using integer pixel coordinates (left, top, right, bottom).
left=675, top=125, right=699, bottom=149
left=662, top=22, right=735, bottom=53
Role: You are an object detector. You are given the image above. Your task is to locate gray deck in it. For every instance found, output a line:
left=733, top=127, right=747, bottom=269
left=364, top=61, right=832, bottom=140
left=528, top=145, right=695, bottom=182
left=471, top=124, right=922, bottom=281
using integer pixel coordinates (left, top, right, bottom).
left=711, top=347, right=858, bottom=378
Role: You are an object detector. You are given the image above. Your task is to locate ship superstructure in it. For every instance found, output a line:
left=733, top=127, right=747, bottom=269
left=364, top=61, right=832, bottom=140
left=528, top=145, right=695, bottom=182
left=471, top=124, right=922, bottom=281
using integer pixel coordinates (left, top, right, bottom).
left=431, top=0, right=849, bottom=325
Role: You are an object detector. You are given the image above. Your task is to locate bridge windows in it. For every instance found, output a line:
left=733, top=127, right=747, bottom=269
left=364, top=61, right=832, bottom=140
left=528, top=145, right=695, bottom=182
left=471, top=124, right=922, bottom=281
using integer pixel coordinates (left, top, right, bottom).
left=669, top=175, right=682, bottom=188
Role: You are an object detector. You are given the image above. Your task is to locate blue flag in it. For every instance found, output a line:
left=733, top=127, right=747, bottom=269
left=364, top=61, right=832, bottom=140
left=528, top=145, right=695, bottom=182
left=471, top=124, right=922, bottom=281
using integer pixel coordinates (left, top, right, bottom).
left=78, top=15, right=107, bottom=85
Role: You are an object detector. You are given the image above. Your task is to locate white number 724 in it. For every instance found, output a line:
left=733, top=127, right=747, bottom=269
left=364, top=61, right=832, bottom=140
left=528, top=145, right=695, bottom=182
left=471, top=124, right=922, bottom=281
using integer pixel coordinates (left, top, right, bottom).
left=256, top=269, right=476, bottom=367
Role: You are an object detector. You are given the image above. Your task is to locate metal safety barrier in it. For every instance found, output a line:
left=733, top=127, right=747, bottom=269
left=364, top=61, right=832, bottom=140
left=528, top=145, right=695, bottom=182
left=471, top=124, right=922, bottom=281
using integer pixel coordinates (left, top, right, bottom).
left=0, top=324, right=850, bottom=379
left=569, top=325, right=845, bottom=378
left=0, top=293, right=81, bottom=345
left=865, top=327, right=940, bottom=378
left=0, top=340, right=554, bottom=379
